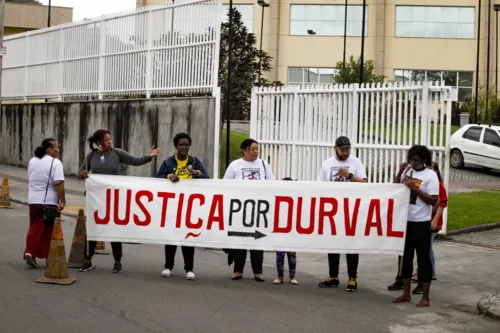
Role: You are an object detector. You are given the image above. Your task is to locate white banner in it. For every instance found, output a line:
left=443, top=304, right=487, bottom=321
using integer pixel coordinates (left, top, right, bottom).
left=85, top=175, right=410, bottom=255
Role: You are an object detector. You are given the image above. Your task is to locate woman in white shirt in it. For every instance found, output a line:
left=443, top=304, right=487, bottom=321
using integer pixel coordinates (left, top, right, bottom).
left=223, top=138, right=275, bottom=281
left=392, top=145, right=439, bottom=308
left=24, top=138, right=66, bottom=268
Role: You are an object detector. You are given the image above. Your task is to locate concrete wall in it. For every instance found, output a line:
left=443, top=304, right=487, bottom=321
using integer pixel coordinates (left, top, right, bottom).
left=0, top=98, right=216, bottom=178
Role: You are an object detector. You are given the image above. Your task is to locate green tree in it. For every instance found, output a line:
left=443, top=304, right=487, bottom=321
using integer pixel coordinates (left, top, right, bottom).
left=334, top=55, right=385, bottom=84
left=6, top=0, right=42, bottom=4
left=219, top=8, right=282, bottom=121
left=460, top=86, right=500, bottom=124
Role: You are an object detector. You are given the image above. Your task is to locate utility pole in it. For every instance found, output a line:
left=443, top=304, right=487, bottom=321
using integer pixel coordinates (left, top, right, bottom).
left=48, top=0, right=52, bottom=27
left=0, top=0, right=5, bottom=105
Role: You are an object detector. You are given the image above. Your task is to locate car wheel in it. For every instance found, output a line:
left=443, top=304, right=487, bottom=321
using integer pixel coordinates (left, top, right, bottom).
left=450, top=149, right=464, bottom=169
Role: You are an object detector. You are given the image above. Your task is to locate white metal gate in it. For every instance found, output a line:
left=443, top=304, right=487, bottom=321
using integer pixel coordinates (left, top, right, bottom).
left=250, top=81, right=454, bottom=233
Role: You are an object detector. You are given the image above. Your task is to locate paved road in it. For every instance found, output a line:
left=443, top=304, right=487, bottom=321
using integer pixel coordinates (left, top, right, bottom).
left=1, top=203, right=499, bottom=333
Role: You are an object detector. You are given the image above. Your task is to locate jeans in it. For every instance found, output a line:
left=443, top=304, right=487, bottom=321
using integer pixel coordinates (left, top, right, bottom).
left=328, top=253, right=359, bottom=279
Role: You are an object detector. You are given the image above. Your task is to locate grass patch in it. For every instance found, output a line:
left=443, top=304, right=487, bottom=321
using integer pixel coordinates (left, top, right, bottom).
left=447, top=190, right=500, bottom=231
left=219, top=129, right=249, bottom=178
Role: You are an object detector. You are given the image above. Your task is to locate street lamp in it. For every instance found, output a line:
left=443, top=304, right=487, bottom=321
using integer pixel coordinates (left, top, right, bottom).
left=486, top=0, right=492, bottom=119
left=494, top=4, right=500, bottom=93
left=474, top=0, right=482, bottom=123
left=226, top=0, right=234, bottom=168
left=48, top=0, right=52, bottom=27
left=257, top=0, right=270, bottom=84
left=357, top=0, right=367, bottom=155
left=359, top=0, right=366, bottom=85
left=343, top=0, right=348, bottom=68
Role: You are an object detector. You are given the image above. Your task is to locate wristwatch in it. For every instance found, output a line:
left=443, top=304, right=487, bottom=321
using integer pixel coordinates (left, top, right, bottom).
left=347, top=173, right=354, bottom=180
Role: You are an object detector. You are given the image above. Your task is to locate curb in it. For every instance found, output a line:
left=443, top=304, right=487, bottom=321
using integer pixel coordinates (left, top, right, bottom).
left=477, top=293, right=500, bottom=320
left=10, top=198, right=80, bottom=218
left=436, top=222, right=500, bottom=239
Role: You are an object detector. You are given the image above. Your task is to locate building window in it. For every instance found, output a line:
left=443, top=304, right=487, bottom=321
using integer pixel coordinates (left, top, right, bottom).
left=221, top=4, right=254, bottom=33
left=288, top=67, right=337, bottom=85
left=290, top=5, right=367, bottom=36
left=396, top=6, right=475, bottom=39
left=394, top=70, right=473, bottom=102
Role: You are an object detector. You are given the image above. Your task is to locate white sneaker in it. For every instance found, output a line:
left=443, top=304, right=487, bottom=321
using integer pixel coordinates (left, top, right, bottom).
left=161, top=268, right=172, bottom=277
left=185, top=271, right=195, bottom=280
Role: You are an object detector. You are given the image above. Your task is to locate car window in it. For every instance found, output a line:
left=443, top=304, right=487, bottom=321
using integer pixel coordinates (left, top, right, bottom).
left=462, top=126, right=483, bottom=142
left=483, top=128, right=500, bottom=147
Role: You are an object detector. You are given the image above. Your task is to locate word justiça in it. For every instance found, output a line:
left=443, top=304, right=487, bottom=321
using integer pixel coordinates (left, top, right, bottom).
left=92, top=189, right=404, bottom=238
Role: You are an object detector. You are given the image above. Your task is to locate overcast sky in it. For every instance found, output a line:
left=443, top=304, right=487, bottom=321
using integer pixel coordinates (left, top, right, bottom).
left=40, top=0, right=137, bottom=21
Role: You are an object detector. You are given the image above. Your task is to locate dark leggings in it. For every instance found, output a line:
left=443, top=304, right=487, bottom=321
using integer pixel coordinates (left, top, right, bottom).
left=401, top=221, right=433, bottom=283
left=328, top=253, right=359, bottom=279
left=84, top=240, right=123, bottom=262
left=233, top=249, right=263, bottom=275
left=164, top=245, right=195, bottom=272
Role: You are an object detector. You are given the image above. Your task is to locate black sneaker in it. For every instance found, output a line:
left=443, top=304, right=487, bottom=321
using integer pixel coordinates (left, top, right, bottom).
left=318, top=277, right=340, bottom=288
left=346, top=278, right=357, bottom=292
left=79, top=260, right=95, bottom=272
left=412, top=283, right=424, bottom=295
left=112, top=261, right=122, bottom=273
left=388, top=278, right=403, bottom=291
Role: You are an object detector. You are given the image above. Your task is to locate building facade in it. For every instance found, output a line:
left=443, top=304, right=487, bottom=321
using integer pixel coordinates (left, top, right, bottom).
left=4, top=2, right=73, bottom=36
left=138, top=0, right=498, bottom=103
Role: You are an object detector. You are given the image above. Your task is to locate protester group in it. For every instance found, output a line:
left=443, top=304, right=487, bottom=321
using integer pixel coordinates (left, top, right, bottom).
left=23, top=128, right=447, bottom=308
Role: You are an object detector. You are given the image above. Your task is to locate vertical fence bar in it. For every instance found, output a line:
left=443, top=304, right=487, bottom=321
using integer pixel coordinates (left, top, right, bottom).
left=145, top=8, right=153, bottom=98
left=97, top=17, right=106, bottom=100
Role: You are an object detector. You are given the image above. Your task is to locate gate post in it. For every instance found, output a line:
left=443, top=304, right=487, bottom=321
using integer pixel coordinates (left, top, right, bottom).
left=420, top=81, right=430, bottom=145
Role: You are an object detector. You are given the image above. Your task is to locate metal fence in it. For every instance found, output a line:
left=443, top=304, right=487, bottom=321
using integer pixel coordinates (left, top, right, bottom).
left=250, top=81, right=454, bottom=233
left=1, top=0, right=221, bottom=101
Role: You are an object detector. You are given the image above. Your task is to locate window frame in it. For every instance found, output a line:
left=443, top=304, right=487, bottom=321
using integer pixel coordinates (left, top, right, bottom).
left=289, top=4, right=368, bottom=37
left=288, top=67, right=338, bottom=85
left=483, top=128, right=500, bottom=147
left=393, top=69, right=474, bottom=103
left=221, top=4, right=254, bottom=33
left=462, top=126, right=483, bottom=142
left=395, top=5, right=476, bottom=40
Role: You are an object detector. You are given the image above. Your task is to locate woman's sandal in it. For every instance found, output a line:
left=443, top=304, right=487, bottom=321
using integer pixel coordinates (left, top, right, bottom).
left=231, top=274, right=243, bottom=280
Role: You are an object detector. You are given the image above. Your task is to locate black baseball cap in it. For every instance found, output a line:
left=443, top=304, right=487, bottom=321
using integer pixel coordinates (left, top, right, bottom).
left=335, top=136, right=351, bottom=148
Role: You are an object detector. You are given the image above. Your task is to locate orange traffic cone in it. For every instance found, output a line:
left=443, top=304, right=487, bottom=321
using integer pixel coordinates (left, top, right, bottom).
left=95, top=241, right=109, bottom=255
left=67, top=209, right=87, bottom=268
left=0, top=175, right=12, bottom=209
left=36, top=217, right=76, bottom=285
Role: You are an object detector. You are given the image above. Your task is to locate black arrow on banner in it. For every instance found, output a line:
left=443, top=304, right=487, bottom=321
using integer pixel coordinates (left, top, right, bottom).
left=227, top=230, right=267, bottom=240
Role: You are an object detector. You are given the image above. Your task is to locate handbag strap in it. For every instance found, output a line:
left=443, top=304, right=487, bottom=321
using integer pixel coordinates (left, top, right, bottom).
left=261, top=159, right=267, bottom=180
left=44, top=158, right=56, bottom=204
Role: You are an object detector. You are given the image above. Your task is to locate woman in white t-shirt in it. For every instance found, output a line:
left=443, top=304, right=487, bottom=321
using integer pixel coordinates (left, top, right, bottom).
left=24, top=138, right=66, bottom=269
left=392, top=145, right=439, bottom=308
left=223, top=138, right=275, bottom=281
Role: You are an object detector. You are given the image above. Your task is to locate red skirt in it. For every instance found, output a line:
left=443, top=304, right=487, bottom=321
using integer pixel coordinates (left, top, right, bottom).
left=24, top=204, right=55, bottom=259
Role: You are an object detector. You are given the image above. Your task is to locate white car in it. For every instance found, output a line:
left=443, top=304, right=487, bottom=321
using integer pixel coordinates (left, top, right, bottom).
left=449, top=124, right=500, bottom=171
